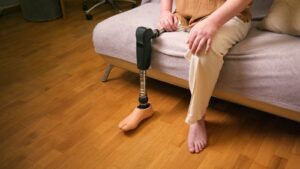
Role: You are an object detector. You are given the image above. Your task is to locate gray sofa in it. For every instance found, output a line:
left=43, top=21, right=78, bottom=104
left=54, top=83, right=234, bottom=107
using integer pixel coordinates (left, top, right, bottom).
left=93, top=0, right=300, bottom=122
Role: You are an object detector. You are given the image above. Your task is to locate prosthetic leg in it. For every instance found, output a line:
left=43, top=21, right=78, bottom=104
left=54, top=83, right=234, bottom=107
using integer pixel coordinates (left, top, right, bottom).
left=118, top=27, right=165, bottom=131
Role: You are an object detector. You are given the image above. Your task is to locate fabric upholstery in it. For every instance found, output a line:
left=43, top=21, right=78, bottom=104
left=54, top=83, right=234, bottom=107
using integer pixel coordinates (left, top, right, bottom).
left=258, top=0, right=300, bottom=36
left=250, top=0, right=274, bottom=19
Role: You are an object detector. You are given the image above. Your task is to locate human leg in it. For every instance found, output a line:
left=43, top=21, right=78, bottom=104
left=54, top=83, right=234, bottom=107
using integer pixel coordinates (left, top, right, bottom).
left=186, top=17, right=251, bottom=153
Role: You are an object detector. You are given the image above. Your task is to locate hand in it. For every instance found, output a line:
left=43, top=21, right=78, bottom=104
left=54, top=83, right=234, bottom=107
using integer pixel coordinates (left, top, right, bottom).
left=159, top=10, right=178, bottom=32
left=187, top=19, right=219, bottom=55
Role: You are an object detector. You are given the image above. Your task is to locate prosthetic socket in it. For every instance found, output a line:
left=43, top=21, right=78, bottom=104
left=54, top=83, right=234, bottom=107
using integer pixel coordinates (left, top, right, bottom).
left=135, top=27, right=165, bottom=109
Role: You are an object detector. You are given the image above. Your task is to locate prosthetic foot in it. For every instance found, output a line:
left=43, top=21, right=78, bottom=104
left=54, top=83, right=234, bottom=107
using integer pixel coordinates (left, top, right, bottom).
left=118, top=105, right=153, bottom=131
left=118, top=27, right=165, bottom=131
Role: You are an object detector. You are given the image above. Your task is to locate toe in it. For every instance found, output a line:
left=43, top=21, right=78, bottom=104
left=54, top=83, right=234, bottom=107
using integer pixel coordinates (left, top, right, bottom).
left=118, top=120, right=127, bottom=129
left=121, top=124, right=130, bottom=131
left=189, top=147, right=195, bottom=153
left=194, top=142, right=200, bottom=153
left=200, top=141, right=206, bottom=150
left=197, top=142, right=203, bottom=152
left=118, top=117, right=128, bottom=128
left=188, top=142, right=195, bottom=153
left=118, top=122, right=124, bottom=129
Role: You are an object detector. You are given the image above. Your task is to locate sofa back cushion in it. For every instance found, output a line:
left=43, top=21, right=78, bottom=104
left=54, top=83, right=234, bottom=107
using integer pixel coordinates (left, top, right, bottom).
left=251, top=0, right=274, bottom=19
left=258, top=0, right=300, bottom=36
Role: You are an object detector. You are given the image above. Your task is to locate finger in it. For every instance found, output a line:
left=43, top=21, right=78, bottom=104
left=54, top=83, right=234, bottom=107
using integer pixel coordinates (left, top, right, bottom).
left=172, top=16, right=178, bottom=30
left=165, top=19, right=174, bottom=32
left=160, top=20, right=166, bottom=30
left=159, top=21, right=163, bottom=29
left=166, top=18, right=174, bottom=31
left=196, top=38, right=207, bottom=54
left=188, top=32, right=197, bottom=50
left=205, top=38, right=212, bottom=54
left=162, top=20, right=171, bottom=31
left=173, top=15, right=178, bottom=26
left=191, top=37, right=201, bottom=54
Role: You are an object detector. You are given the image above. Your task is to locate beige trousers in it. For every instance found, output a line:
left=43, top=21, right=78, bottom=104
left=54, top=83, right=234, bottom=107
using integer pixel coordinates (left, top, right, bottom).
left=184, top=17, right=251, bottom=124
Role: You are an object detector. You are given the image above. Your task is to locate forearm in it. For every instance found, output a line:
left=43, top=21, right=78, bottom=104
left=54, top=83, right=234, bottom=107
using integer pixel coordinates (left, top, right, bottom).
left=160, top=0, right=173, bottom=12
left=207, top=0, right=252, bottom=28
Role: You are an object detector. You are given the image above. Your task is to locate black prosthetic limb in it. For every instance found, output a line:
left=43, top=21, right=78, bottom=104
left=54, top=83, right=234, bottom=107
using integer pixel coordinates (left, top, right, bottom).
left=135, top=27, right=165, bottom=109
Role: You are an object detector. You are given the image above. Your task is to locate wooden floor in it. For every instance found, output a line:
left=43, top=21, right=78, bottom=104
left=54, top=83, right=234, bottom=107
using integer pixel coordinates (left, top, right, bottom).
left=0, top=1, right=299, bottom=169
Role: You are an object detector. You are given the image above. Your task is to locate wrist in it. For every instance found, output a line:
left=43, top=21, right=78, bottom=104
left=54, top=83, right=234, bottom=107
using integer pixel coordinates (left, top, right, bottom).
left=205, top=16, right=222, bottom=29
left=160, top=0, right=173, bottom=12
left=160, top=9, right=172, bottom=13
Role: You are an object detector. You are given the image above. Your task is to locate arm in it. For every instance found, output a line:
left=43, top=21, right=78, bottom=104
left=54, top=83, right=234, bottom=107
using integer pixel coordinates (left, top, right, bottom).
left=161, top=0, right=173, bottom=12
left=160, top=0, right=178, bottom=31
left=188, top=0, right=252, bottom=54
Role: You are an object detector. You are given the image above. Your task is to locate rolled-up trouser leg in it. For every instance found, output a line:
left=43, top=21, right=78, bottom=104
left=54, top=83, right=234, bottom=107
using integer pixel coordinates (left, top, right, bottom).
left=184, top=17, right=251, bottom=124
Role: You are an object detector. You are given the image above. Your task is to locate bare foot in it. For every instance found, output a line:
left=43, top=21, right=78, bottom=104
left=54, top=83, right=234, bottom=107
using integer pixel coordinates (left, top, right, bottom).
left=118, top=105, right=154, bottom=131
left=187, top=119, right=207, bottom=153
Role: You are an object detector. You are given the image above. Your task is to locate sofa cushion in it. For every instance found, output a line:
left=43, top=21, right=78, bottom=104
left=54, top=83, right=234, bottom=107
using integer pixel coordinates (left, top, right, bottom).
left=258, top=0, right=300, bottom=36
left=251, top=0, right=274, bottom=20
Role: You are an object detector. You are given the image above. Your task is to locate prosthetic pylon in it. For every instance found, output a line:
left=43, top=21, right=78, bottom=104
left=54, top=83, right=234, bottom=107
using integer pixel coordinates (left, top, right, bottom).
left=136, top=27, right=165, bottom=109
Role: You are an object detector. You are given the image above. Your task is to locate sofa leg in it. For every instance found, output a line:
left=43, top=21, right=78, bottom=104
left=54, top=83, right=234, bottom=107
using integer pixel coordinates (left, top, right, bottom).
left=101, top=64, right=113, bottom=82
